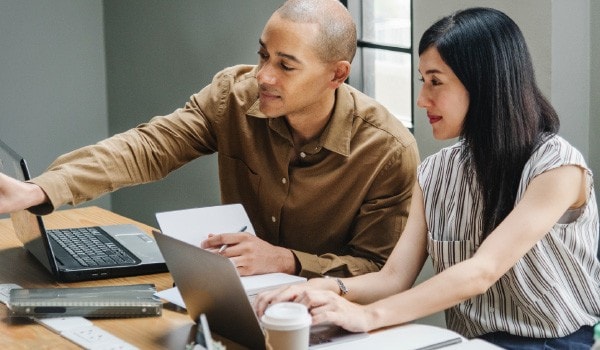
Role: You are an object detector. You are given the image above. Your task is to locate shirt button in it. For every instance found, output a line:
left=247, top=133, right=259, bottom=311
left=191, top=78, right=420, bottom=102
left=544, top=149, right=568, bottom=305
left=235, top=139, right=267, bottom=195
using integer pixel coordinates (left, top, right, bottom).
left=299, top=152, right=306, bottom=158
left=271, top=216, right=277, bottom=223
left=281, top=178, right=287, bottom=184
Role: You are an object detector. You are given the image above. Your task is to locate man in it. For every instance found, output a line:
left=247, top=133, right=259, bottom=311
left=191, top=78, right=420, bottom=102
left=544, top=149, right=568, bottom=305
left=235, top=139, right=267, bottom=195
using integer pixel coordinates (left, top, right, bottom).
left=0, top=0, right=419, bottom=278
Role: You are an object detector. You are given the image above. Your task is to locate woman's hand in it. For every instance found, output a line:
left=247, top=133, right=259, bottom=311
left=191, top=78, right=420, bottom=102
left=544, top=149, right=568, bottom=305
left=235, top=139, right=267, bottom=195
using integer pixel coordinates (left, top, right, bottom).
left=255, top=283, right=320, bottom=318
left=254, top=280, right=374, bottom=333
left=294, top=289, right=373, bottom=333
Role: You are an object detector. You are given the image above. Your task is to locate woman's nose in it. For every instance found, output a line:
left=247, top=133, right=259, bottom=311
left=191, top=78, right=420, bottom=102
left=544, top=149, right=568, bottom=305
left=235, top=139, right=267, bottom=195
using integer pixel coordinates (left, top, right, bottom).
left=416, top=87, right=430, bottom=109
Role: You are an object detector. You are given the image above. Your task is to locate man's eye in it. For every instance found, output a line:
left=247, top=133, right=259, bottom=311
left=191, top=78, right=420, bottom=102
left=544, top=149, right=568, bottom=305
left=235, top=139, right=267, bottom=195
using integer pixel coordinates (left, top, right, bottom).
left=280, top=63, right=293, bottom=71
left=257, top=51, right=268, bottom=60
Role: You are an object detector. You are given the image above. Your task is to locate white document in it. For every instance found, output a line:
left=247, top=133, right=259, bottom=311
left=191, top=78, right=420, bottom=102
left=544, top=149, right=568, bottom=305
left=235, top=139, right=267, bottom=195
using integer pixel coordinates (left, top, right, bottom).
left=155, top=287, right=186, bottom=309
left=445, top=339, right=505, bottom=349
left=315, top=323, right=465, bottom=350
left=155, top=203, right=255, bottom=246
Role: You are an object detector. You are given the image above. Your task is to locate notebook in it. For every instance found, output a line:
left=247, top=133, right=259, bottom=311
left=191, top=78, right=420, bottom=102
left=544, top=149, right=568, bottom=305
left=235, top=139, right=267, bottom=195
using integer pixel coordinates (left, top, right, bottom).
left=0, top=138, right=167, bottom=282
left=152, top=230, right=368, bottom=350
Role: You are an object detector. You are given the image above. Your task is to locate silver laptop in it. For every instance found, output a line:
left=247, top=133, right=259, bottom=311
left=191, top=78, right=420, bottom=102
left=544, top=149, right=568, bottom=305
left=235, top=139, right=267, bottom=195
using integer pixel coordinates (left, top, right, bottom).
left=0, top=139, right=167, bottom=282
left=152, top=230, right=368, bottom=350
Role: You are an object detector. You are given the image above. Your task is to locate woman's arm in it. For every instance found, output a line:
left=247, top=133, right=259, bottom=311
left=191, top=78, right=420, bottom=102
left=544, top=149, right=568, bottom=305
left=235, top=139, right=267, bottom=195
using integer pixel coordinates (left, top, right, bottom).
left=340, top=181, right=429, bottom=304
left=254, top=182, right=430, bottom=327
left=358, top=164, right=587, bottom=330
left=256, top=165, right=586, bottom=332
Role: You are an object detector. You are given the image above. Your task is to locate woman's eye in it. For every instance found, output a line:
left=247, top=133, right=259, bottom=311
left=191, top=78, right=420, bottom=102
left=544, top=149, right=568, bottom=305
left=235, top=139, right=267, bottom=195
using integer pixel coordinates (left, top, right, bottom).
left=417, top=76, right=440, bottom=85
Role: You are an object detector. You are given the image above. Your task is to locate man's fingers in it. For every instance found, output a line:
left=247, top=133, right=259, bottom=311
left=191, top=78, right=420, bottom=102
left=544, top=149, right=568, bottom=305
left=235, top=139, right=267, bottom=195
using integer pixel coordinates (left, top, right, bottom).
left=201, top=232, right=247, bottom=249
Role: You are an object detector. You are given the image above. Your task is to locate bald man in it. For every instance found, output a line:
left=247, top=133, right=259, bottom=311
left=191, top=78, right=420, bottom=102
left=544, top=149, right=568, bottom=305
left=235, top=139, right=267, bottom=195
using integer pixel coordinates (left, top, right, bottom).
left=0, top=0, right=419, bottom=278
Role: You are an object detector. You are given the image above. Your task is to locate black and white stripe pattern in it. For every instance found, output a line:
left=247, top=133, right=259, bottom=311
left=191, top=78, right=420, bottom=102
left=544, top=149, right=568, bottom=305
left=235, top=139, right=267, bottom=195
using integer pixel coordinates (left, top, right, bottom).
left=418, top=135, right=600, bottom=338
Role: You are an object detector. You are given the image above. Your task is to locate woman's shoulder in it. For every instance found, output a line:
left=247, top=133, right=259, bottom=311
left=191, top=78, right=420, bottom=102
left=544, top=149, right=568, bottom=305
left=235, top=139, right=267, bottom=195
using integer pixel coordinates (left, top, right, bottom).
left=525, top=134, right=589, bottom=176
left=420, top=141, right=463, bottom=168
left=535, top=133, right=570, bottom=149
left=531, top=134, right=585, bottom=163
left=417, top=141, right=466, bottom=182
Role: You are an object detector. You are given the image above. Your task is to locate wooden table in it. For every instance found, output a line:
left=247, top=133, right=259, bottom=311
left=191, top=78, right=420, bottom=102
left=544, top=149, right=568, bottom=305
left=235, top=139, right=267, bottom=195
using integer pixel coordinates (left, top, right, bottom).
left=0, top=207, right=490, bottom=350
left=0, top=206, right=239, bottom=349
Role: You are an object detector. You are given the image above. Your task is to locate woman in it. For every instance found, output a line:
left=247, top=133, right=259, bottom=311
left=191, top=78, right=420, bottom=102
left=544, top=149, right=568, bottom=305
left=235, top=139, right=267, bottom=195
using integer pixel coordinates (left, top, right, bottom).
left=255, top=7, right=600, bottom=349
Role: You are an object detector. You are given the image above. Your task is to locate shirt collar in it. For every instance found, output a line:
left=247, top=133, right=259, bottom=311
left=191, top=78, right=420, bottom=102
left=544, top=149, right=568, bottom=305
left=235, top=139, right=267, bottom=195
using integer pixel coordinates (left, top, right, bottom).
left=246, top=84, right=353, bottom=157
left=319, top=85, right=353, bottom=157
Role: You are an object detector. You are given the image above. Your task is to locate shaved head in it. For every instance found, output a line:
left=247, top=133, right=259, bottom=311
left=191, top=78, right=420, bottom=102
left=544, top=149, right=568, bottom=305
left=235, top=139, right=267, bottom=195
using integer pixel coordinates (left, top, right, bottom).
left=275, top=0, right=357, bottom=63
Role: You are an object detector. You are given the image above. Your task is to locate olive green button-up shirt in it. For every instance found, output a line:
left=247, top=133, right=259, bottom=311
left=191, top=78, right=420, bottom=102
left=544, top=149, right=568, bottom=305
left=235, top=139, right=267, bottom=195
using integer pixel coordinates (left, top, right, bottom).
left=30, top=65, right=419, bottom=278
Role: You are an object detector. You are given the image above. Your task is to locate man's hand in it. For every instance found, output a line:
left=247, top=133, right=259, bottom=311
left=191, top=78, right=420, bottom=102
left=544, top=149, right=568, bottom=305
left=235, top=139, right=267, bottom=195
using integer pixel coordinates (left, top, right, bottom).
left=0, top=173, right=47, bottom=214
left=201, top=232, right=297, bottom=276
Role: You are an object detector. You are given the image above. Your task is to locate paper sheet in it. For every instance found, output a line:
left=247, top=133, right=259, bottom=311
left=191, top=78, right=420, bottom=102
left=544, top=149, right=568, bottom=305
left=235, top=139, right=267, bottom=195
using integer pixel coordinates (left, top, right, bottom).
left=155, top=203, right=255, bottom=246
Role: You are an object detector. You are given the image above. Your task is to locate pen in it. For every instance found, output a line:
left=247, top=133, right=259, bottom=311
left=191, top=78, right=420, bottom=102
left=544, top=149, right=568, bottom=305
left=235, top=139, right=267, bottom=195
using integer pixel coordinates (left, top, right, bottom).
left=217, top=225, right=247, bottom=253
left=417, top=337, right=463, bottom=350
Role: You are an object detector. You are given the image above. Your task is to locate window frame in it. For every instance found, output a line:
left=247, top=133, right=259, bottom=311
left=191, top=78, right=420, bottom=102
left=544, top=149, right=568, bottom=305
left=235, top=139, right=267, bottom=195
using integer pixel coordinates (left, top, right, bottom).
left=342, top=0, right=414, bottom=131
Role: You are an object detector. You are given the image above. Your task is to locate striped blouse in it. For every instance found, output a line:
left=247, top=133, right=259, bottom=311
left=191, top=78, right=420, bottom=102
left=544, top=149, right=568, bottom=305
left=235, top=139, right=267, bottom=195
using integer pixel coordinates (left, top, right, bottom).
left=418, top=135, right=600, bottom=338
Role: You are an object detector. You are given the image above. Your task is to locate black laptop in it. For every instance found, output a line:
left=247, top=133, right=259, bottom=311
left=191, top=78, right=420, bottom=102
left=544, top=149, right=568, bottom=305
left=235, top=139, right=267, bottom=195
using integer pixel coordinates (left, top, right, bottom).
left=0, top=139, right=167, bottom=282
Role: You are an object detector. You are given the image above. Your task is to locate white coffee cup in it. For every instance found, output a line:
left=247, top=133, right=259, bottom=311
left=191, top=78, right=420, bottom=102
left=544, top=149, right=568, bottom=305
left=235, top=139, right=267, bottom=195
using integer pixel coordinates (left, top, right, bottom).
left=261, top=302, right=311, bottom=350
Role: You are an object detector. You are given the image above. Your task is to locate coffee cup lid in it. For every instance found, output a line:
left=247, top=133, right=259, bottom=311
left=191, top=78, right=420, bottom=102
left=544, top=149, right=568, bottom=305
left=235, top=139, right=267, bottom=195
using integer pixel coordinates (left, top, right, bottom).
left=261, top=302, right=311, bottom=331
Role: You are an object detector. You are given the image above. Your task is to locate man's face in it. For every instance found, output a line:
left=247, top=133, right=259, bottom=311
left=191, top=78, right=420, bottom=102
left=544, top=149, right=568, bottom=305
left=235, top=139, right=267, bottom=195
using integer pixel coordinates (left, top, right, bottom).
left=256, top=14, right=337, bottom=119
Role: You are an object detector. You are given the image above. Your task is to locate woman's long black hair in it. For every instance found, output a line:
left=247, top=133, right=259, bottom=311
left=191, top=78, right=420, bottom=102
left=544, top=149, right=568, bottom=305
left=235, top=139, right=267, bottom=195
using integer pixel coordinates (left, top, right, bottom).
left=419, top=7, right=560, bottom=238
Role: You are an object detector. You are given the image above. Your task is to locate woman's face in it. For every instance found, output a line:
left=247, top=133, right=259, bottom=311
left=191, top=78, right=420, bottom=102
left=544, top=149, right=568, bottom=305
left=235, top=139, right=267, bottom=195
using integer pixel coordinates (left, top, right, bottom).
left=417, top=47, right=470, bottom=140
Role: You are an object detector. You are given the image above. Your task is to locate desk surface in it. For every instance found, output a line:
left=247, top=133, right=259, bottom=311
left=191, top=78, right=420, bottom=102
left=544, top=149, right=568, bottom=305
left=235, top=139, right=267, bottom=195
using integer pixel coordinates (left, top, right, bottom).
left=0, top=206, right=215, bottom=349
left=0, top=206, right=499, bottom=350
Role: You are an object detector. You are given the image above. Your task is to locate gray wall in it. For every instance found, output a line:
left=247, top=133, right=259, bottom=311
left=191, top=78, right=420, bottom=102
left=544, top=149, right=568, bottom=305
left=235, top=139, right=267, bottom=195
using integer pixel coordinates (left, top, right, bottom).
left=0, top=0, right=110, bottom=210
left=592, top=1, right=600, bottom=203
left=550, top=0, right=590, bottom=158
left=103, top=0, right=282, bottom=226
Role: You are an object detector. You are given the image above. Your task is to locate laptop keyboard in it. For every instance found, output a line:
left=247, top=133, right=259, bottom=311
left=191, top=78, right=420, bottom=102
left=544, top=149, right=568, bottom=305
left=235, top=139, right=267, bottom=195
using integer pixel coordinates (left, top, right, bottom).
left=48, top=227, right=138, bottom=267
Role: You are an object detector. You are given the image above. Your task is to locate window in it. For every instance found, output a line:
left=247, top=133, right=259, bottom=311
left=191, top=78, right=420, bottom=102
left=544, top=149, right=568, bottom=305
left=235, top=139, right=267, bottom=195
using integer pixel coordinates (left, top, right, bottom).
left=343, top=0, right=413, bottom=129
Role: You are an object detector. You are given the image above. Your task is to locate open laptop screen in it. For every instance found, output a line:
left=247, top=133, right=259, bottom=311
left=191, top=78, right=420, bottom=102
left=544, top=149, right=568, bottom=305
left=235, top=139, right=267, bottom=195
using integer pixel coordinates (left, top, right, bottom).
left=0, top=139, right=58, bottom=274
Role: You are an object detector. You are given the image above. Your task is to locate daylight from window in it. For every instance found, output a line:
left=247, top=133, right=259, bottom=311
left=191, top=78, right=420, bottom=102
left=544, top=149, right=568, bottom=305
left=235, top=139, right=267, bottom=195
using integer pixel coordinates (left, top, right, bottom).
left=348, top=0, right=412, bottom=127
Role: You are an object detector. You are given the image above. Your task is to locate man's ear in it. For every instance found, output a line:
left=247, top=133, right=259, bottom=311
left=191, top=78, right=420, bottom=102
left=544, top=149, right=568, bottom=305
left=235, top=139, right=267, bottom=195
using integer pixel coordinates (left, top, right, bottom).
left=329, top=61, right=351, bottom=88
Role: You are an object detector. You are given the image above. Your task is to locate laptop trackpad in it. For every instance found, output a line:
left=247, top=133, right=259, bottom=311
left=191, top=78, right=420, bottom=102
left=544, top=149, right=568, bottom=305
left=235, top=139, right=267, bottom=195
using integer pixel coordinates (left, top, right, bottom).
left=103, top=225, right=165, bottom=263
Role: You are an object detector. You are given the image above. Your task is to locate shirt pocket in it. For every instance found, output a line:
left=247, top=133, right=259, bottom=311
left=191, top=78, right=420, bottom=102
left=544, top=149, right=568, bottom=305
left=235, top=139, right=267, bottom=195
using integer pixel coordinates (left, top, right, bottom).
left=427, top=231, right=475, bottom=274
left=219, top=154, right=261, bottom=204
